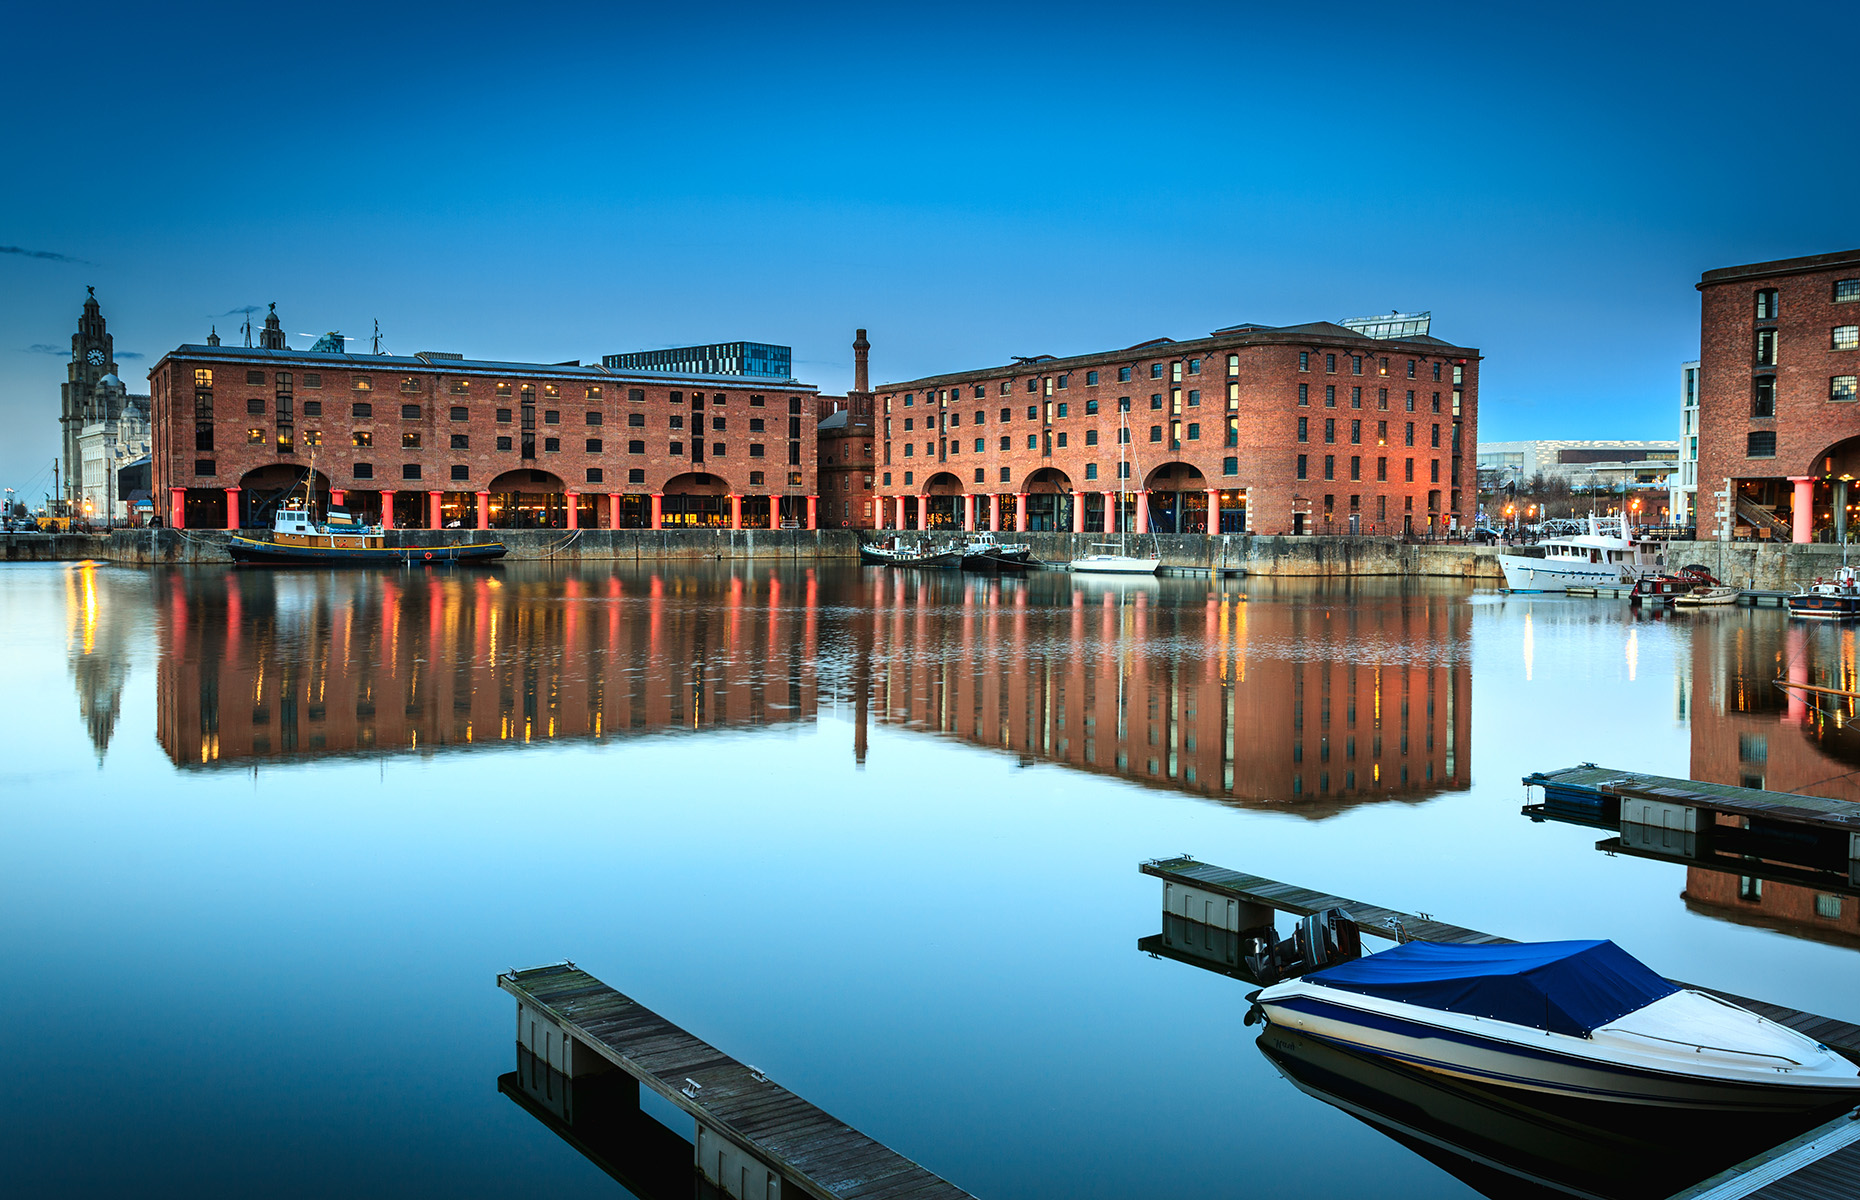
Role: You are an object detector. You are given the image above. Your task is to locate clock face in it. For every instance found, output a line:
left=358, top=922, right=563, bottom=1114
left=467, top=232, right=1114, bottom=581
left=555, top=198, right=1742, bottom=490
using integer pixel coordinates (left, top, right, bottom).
left=85, top=349, right=105, bottom=366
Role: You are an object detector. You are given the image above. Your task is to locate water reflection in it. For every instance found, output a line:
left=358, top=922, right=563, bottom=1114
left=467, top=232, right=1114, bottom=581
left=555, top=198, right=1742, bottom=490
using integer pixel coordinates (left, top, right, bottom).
left=152, top=568, right=820, bottom=767
left=65, top=561, right=136, bottom=761
left=499, top=1046, right=702, bottom=1200
left=1256, top=1025, right=1803, bottom=1200
left=140, top=565, right=1472, bottom=816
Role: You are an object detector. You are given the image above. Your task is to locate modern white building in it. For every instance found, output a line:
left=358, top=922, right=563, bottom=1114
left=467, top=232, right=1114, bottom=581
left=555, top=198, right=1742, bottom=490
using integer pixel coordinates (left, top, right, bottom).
left=1671, top=361, right=1700, bottom=529
left=1476, top=439, right=1680, bottom=493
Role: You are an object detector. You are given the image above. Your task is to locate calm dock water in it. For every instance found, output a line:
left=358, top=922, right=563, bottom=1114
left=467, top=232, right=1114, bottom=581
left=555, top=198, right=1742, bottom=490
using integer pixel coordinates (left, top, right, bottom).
left=4, top=560, right=1858, bottom=1198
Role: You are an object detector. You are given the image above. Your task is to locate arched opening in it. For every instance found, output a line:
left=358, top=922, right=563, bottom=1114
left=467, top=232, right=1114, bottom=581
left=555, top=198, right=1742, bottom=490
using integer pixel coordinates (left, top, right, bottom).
left=1804, top=436, right=1860, bottom=542
left=921, top=472, right=965, bottom=529
left=236, top=464, right=331, bottom=529
left=661, top=471, right=729, bottom=527
left=487, top=469, right=567, bottom=529
left=1022, top=467, right=1073, bottom=531
left=1143, top=462, right=1209, bottom=533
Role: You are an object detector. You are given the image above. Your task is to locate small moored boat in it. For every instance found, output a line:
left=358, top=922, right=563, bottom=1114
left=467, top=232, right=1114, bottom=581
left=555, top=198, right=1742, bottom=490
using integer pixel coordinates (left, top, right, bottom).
left=1674, top=585, right=1740, bottom=608
left=1786, top=566, right=1860, bottom=620
left=228, top=500, right=506, bottom=566
left=959, top=532, right=1035, bottom=571
left=1253, top=938, right=1860, bottom=1114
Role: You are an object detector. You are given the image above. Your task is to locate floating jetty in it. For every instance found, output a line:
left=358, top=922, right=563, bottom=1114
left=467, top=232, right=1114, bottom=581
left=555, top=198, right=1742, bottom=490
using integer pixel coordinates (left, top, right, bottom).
left=1139, top=856, right=1860, bottom=1199
left=1524, top=764, right=1860, bottom=887
left=498, top=963, right=975, bottom=1200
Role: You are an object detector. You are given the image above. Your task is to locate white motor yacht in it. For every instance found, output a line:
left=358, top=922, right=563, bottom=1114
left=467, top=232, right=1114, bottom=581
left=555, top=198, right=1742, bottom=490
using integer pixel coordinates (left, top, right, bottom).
left=1498, top=516, right=1666, bottom=592
left=1254, top=939, right=1860, bottom=1114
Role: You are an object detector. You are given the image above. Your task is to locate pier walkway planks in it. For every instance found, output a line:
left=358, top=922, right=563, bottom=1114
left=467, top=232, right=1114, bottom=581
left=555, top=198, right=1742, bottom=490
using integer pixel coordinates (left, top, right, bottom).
left=499, top=964, right=975, bottom=1200
left=1525, top=765, right=1860, bottom=834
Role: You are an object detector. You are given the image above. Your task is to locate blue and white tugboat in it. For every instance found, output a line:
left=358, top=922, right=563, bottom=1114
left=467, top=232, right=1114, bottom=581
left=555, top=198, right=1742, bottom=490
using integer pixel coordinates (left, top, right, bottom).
left=1254, top=938, right=1860, bottom=1114
left=1786, top=566, right=1860, bottom=619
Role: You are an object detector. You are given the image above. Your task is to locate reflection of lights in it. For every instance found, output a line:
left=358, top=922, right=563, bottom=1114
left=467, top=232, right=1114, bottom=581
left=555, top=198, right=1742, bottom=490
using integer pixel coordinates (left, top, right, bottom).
left=1626, top=628, right=1638, bottom=682
left=1522, top=610, right=1534, bottom=682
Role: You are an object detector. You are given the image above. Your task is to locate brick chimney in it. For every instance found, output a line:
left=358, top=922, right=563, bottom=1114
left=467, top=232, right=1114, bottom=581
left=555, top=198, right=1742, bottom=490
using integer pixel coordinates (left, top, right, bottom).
left=853, top=328, right=870, bottom=394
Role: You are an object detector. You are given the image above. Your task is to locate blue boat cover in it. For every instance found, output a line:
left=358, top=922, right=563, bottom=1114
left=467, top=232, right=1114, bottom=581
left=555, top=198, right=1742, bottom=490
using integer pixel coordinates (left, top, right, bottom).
left=1306, top=940, right=1678, bottom=1037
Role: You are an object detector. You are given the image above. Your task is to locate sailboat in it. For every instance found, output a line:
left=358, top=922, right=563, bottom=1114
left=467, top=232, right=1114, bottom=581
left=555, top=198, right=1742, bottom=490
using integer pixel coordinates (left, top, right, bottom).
left=1069, top=404, right=1161, bottom=575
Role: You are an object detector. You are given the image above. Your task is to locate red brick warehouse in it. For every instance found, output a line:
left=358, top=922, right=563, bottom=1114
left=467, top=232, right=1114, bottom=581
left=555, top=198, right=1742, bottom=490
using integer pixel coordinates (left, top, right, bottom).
left=1695, top=248, right=1860, bottom=542
left=872, top=314, right=1480, bottom=537
left=147, top=305, right=822, bottom=531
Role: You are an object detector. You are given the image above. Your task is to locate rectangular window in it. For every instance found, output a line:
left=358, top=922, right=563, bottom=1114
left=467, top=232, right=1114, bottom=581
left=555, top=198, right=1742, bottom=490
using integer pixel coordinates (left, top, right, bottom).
left=1351, top=356, right=1362, bottom=375
left=1325, top=353, right=1336, bottom=373
left=352, top=402, right=372, bottom=419
left=1406, top=360, right=1416, bottom=379
left=352, top=377, right=373, bottom=392
left=1056, top=374, right=1068, bottom=389
left=496, top=407, right=512, bottom=422
left=1296, top=454, right=1308, bottom=480
left=1431, top=424, right=1441, bottom=448
left=1118, top=366, right=1132, bottom=382
left=1298, top=383, right=1309, bottom=405
left=302, top=400, right=321, bottom=417
left=302, top=430, right=320, bottom=447
left=1350, top=455, right=1361, bottom=481
left=586, top=411, right=603, bottom=425
left=586, top=438, right=602, bottom=452
left=544, top=410, right=560, bottom=424
left=1086, top=369, right=1099, bottom=385
left=1185, top=424, right=1198, bottom=440
left=1085, top=398, right=1099, bottom=414
left=543, top=436, right=560, bottom=452
left=1756, top=329, right=1778, bottom=366
left=999, top=436, right=1010, bottom=450
left=1324, top=418, right=1335, bottom=443
left=1405, top=457, right=1415, bottom=482
left=1027, top=434, right=1038, bottom=449
left=1377, top=420, right=1387, bottom=443
left=627, top=439, right=645, bottom=454
left=402, top=463, right=421, bottom=480
left=1085, top=429, right=1098, bottom=446
left=448, top=406, right=468, bottom=421
left=450, top=464, right=470, bottom=481
left=1324, top=455, right=1335, bottom=480
left=402, top=431, right=421, bottom=449
left=351, top=462, right=371, bottom=479
left=1832, top=376, right=1859, bottom=403
left=1755, top=288, right=1778, bottom=319
left=401, top=403, right=422, bottom=419
left=351, top=431, right=373, bottom=447
left=1405, top=422, right=1415, bottom=446
left=1376, top=456, right=1387, bottom=481
left=497, top=436, right=513, bottom=451
left=1297, top=417, right=1308, bottom=442
left=1835, top=325, right=1859, bottom=351
left=449, top=433, right=469, bottom=449
left=246, top=427, right=264, bottom=445
left=241, top=370, right=266, bottom=385
left=1298, top=351, right=1310, bottom=371
left=1351, top=419, right=1361, bottom=444
left=1431, top=459, right=1440, bottom=483
left=1085, top=462, right=1098, bottom=480
left=1150, top=363, right=1164, bottom=379
left=1351, top=387, right=1362, bottom=408
left=1325, top=385, right=1336, bottom=407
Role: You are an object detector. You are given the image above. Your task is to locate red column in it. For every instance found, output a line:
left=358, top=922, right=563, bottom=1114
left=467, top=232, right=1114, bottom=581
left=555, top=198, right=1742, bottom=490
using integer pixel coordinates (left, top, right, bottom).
left=168, top=487, right=185, bottom=529
left=566, top=491, right=580, bottom=530
left=988, top=494, right=999, bottom=532
left=1073, top=491, right=1086, bottom=534
left=919, top=494, right=930, bottom=531
left=1015, top=491, right=1028, bottom=533
left=1135, top=490, right=1150, bottom=533
left=963, top=494, right=976, bottom=530
left=330, top=488, right=346, bottom=506
left=729, top=493, right=743, bottom=529
left=1206, top=487, right=1221, bottom=535
left=429, top=490, right=443, bottom=528
left=476, top=491, right=490, bottom=530
left=650, top=493, right=663, bottom=530
left=1102, top=490, right=1117, bottom=533
left=1790, top=476, right=1815, bottom=544
left=608, top=492, right=622, bottom=528
left=380, top=489, right=396, bottom=530
left=806, top=494, right=817, bottom=530
left=223, top=487, right=240, bottom=530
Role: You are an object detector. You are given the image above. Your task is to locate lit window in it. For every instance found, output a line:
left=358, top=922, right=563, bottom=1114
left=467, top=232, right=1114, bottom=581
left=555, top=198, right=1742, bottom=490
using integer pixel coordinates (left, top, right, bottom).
left=1837, top=279, right=1860, bottom=304
left=1833, top=376, right=1859, bottom=403
left=1834, top=325, right=1859, bottom=351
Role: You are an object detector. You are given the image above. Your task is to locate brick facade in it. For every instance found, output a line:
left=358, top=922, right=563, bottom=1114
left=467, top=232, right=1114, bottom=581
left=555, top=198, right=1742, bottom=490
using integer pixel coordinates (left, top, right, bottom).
left=816, top=393, right=877, bottom=528
left=148, top=337, right=820, bottom=531
left=871, top=322, right=1479, bottom=537
left=1696, top=248, right=1860, bottom=541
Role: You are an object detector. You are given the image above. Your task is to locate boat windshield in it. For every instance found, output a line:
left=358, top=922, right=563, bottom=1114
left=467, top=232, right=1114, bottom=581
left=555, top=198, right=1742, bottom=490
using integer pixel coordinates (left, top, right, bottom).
left=1307, top=939, right=1678, bottom=1037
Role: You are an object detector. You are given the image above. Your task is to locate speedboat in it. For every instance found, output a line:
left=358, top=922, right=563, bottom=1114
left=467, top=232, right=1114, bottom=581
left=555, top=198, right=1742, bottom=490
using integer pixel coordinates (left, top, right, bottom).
left=1499, top=516, right=1667, bottom=593
left=1252, top=939, right=1860, bottom=1114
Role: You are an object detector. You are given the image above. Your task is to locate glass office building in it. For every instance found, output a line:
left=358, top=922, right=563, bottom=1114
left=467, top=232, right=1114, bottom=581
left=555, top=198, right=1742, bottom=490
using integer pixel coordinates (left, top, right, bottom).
left=602, top=341, right=793, bottom=380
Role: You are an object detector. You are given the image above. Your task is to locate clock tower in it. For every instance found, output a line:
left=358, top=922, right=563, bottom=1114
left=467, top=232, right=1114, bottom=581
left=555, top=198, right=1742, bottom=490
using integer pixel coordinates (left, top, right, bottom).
left=59, top=288, right=123, bottom=511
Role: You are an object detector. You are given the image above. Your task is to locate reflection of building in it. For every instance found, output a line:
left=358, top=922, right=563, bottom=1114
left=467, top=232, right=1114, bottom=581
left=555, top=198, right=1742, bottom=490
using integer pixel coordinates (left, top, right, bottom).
left=858, top=573, right=1470, bottom=813
left=147, top=304, right=821, bottom=532
left=872, top=318, right=1479, bottom=537
left=155, top=568, right=820, bottom=768
left=1685, top=612, right=1860, bottom=946
left=65, top=561, right=136, bottom=761
left=1696, top=247, right=1860, bottom=542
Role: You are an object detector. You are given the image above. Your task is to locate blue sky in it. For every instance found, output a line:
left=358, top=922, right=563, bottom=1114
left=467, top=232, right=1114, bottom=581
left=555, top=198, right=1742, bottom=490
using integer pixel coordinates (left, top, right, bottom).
left=2, top=0, right=1853, bottom=503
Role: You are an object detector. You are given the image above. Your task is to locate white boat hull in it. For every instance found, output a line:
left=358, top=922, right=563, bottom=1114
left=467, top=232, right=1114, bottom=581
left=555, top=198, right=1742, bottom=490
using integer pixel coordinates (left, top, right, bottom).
left=1498, top=554, right=1629, bottom=593
left=1069, top=555, right=1161, bottom=575
left=1256, top=983, right=1860, bottom=1114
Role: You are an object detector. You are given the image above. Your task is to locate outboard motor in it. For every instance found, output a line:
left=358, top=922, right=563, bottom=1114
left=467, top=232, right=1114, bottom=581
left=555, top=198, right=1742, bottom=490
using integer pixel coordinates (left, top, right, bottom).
left=1243, top=907, right=1362, bottom=984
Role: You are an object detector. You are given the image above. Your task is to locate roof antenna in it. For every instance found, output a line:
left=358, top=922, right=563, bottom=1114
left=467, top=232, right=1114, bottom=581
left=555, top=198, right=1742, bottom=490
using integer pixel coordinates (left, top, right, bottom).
left=243, top=310, right=253, bottom=348
left=372, top=319, right=383, bottom=356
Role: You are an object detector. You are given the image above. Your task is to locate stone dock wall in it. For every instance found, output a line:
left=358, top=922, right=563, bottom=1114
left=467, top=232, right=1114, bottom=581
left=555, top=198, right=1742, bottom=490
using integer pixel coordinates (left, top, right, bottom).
left=6, top=527, right=1510, bottom=578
